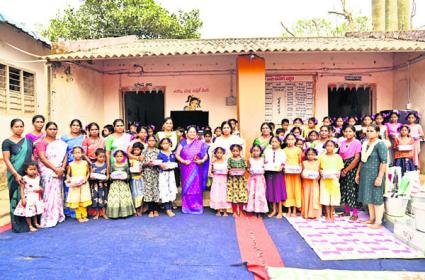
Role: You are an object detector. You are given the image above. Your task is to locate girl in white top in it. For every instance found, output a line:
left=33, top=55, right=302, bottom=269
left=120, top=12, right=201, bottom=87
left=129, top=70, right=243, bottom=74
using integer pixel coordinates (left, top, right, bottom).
left=209, top=147, right=231, bottom=215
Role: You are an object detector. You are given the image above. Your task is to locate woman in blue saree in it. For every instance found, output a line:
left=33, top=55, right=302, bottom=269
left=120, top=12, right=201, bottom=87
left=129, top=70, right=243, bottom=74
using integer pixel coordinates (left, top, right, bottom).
left=2, top=119, right=33, bottom=233
left=175, top=126, right=209, bottom=214
left=61, top=119, right=85, bottom=217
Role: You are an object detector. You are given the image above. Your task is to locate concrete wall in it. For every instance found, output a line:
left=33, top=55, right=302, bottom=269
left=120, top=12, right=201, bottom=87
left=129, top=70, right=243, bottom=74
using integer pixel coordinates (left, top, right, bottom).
left=393, top=52, right=425, bottom=170
left=0, top=23, right=50, bottom=150
left=51, top=62, right=104, bottom=133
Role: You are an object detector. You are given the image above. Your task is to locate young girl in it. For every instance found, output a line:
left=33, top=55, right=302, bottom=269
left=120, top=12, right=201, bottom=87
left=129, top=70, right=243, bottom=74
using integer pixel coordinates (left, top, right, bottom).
left=129, top=142, right=144, bottom=216
left=90, top=148, right=109, bottom=220
left=66, top=147, right=92, bottom=222
left=319, top=140, right=344, bottom=222
left=301, top=148, right=321, bottom=219
left=290, top=127, right=303, bottom=140
left=302, top=117, right=318, bottom=139
left=385, top=111, right=402, bottom=140
left=210, top=147, right=231, bottom=216
left=14, top=161, right=44, bottom=232
left=295, top=138, right=305, bottom=156
left=339, top=125, right=362, bottom=221
left=82, top=122, right=105, bottom=163
left=333, top=116, right=345, bottom=138
left=158, top=138, right=178, bottom=217
left=393, top=125, right=416, bottom=175
left=213, top=127, right=222, bottom=141
left=264, top=136, right=287, bottom=219
left=322, top=116, right=332, bottom=127
left=283, top=134, right=303, bottom=217
left=281, top=118, right=290, bottom=135
left=227, top=144, right=248, bottom=216
left=374, top=113, right=387, bottom=140
left=306, top=130, right=319, bottom=148
left=106, top=150, right=135, bottom=218
left=406, top=112, right=424, bottom=168
left=245, top=145, right=268, bottom=215
left=293, top=118, right=304, bottom=129
left=142, top=135, right=160, bottom=218
left=359, top=115, right=373, bottom=140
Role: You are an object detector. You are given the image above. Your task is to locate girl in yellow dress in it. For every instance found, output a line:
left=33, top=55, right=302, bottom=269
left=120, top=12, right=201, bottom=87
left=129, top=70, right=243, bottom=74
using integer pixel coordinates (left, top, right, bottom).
left=283, top=134, right=303, bottom=217
left=66, top=147, right=91, bottom=222
left=318, top=140, right=344, bottom=222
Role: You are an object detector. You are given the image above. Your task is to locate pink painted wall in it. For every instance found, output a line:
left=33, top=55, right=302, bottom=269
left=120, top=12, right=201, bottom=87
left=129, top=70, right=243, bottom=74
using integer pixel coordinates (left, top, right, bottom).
left=51, top=51, right=400, bottom=138
left=393, top=52, right=425, bottom=171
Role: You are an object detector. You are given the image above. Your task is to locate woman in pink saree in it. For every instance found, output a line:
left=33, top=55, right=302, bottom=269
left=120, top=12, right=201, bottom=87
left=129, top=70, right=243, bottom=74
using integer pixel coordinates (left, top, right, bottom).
left=37, top=122, right=68, bottom=228
left=175, top=126, right=209, bottom=214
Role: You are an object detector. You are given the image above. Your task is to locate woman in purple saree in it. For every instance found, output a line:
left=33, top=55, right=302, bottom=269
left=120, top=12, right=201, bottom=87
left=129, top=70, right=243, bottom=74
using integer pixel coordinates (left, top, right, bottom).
left=175, top=126, right=209, bottom=214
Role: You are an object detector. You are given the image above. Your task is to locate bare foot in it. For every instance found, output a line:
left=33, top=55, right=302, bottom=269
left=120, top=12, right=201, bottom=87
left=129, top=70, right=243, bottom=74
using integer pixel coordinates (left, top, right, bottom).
left=291, top=213, right=297, bottom=217
left=153, top=211, right=159, bottom=217
left=83, top=218, right=89, bottom=222
left=29, top=226, right=38, bottom=232
left=34, top=223, right=41, bottom=229
left=77, top=219, right=85, bottom=223
left=268, top=211, right=277, bottom=218
left=349, top=215, right=358, bottom=221
left=148, top=211, right=154, bottom=218
left=216, top=211, right=221, bottom=216
left=93, top=215, right=99, bottom=220
left=223, top=212, right=228, bottom=217
left=276, top=213, right=283, bottom=219
left=166, top=210, right=175, bottom=217
left=368, top=223, right=383, bottom=229
left=361, top=219, right=375, bottom=225
left=103, top=214, right=109, bottom=220
left=142, top=205, right=149, bottom=214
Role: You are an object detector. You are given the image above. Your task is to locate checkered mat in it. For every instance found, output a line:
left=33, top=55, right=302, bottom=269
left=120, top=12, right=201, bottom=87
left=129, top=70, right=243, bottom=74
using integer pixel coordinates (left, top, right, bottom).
left=285, top=213, right=425, bottom=260
left=267, top=267, right=425, bottom=280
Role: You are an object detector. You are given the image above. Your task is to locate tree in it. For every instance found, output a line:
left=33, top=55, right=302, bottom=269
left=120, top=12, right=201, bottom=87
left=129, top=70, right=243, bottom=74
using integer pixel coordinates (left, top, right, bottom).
left=43, top=0, right=203, bottom=41
left=372, top=0, right=385, bottom=31
left=281, top=0, right=371, bottom=37
left=397, top=0, right=411, bottom=30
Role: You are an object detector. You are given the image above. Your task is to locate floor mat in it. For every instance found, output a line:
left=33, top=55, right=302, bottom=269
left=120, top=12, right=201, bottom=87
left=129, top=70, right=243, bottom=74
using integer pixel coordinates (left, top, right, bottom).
left=266, top=267, right=425, bottom=280
left=0, top=210, right=251, bottom=280
left=285, top=213, right=424, bottom=260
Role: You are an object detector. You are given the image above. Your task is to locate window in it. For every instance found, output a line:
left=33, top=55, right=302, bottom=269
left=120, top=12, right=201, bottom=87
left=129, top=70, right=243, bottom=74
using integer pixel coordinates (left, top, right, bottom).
left=0, top=63, right=36, bottom=114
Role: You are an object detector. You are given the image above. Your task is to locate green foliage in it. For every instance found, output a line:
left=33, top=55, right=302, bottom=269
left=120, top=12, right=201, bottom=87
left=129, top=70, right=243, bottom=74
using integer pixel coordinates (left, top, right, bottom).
left=282, top=16, right=371, bottom=37
left=43, top=0, right=203, bottom=41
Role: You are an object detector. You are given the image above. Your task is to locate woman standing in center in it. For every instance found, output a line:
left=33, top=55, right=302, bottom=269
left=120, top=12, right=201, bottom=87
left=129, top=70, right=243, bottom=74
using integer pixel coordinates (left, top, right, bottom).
left=252, top=122, right=273, bottom=151
left=175, top=126, right=209, bottom=214
left=213, top=121, right=245, bottom=160
left=105, top=119, right=133, bottom=167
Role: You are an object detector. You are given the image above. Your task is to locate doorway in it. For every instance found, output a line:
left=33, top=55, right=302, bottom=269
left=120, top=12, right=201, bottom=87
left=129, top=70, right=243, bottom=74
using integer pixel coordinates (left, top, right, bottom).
left=328, top=85, right=372, bottom=117
left=124, top=89, right=165, bottom=130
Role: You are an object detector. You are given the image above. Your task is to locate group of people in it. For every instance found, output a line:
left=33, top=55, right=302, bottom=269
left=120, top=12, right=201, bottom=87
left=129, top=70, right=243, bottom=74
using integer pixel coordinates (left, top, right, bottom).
left=2, top=111, right=422, bottom=233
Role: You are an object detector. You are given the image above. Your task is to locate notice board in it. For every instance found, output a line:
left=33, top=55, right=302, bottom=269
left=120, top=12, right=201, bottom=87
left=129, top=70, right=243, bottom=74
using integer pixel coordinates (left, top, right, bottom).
left=265, top=75, right=314, bottom=123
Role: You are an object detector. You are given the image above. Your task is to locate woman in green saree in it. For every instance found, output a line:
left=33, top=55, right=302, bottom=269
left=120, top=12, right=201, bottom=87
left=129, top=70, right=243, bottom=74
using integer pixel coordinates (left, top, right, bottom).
left=2, top=119, right=34, bottom=233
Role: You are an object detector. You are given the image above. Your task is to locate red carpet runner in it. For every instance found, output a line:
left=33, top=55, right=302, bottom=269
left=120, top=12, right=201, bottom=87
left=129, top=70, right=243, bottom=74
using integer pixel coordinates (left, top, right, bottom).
left=235, top=214, right=284, bottom=280
left=0, top=223, right=11, bottom=233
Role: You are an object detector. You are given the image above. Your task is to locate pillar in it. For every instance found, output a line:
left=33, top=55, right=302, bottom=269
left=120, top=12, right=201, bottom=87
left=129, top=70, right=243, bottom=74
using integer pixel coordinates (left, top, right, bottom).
left=236, top=55, right=265, bottom=158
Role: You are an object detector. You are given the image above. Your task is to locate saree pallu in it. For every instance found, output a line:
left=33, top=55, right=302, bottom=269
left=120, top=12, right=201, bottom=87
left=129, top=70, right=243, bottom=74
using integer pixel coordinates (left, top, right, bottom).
left=179, top=139, right=209, bottom=214
left=4, top=138, right=33, bottom=232
left=38, top=139, right=67, bottom=228
left=61, top=134, right=84, bottom=217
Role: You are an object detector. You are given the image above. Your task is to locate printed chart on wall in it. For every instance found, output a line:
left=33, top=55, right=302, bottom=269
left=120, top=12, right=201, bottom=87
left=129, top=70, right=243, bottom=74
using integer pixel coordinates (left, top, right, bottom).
left=265, top=75, right=314, bottom=123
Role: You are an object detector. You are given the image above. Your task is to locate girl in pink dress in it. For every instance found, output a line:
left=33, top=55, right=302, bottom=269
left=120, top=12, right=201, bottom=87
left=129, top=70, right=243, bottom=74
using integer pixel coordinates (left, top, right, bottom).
left=406, top=112, right=424, bottom=168
left=385, top=111, right=402, bottom=164
left=245, top=144, right=269, bottom=215
left=14, top=162, right=44, bottom=232
left=209, top=147, right=231, bottom=216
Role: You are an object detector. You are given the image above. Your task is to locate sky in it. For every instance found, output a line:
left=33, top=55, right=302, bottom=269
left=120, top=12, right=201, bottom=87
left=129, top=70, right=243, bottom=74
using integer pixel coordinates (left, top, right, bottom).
left=0, top=0, right=424, bottom=38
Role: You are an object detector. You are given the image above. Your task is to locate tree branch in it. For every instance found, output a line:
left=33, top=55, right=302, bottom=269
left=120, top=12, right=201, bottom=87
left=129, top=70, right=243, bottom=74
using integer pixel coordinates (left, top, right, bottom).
left=280, top=21, right=295, bottom=37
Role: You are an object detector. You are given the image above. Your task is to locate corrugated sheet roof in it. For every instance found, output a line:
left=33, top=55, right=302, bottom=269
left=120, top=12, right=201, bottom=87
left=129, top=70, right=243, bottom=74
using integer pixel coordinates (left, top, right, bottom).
left=0, top=11, right=51, bottom=46
left=47, top=36, right=425, bottom=61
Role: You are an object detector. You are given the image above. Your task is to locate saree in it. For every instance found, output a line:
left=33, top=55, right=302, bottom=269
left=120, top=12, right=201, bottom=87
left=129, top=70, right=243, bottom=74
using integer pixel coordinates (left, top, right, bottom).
left=2, top=138, right=33, bottom=233
left=105, top=133, right=133, bottom=165
left=179, top=139, right=209, bottom=214
left=61, top=134, right=84, bottom=217
left=38, top=139, right=67, bottom=227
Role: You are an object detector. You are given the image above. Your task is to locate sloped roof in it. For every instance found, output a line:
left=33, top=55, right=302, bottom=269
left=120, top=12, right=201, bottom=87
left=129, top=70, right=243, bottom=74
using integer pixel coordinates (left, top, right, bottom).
left=47, top=36, right=425, bottom=61
left=0, top=11, right=50, bottom=46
